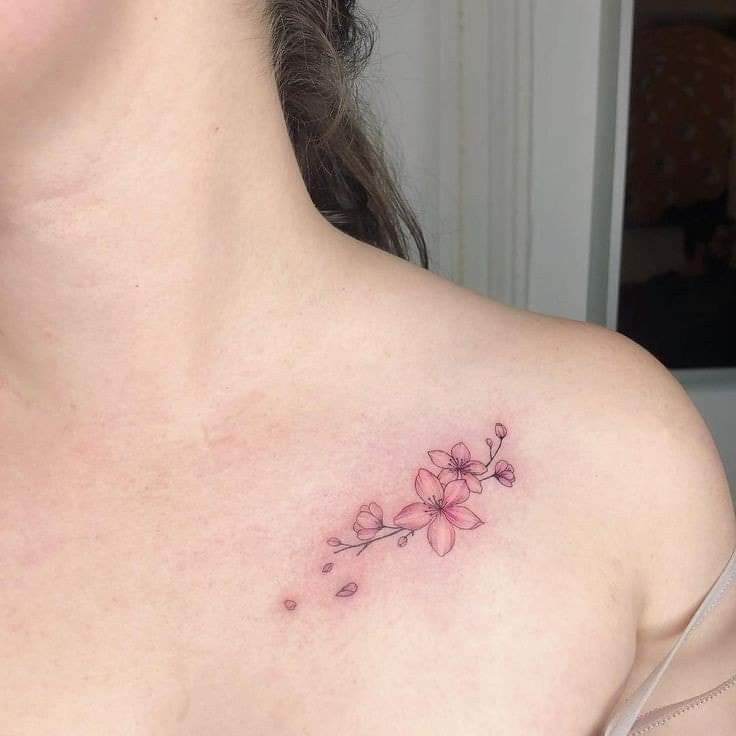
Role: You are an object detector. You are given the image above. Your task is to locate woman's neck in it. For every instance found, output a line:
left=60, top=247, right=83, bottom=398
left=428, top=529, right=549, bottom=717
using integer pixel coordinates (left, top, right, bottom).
left=0, top=2, right=332, bottom=421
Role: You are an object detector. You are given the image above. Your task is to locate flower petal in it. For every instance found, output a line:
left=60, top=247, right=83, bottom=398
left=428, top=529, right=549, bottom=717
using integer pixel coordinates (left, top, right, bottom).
left=443, top=504, right=483, bottom=530
left=427, top=513, right=456, bottom=556
left=356, top=511, right=382, bottom=529
left=465, top=460, right=487, bottom=475
left=368, top=502, right=383, bottom=522
left=451, top=442, right=471, bottom=464
left=428, top=450, right=453, bottom=469
left=460, top=471, right=483, bottom=493
left=356, top=527, right=379, bottom=540
left=415, top=468, right=443, bottom=503
left=442, top=479, right=470, bottom=506
left=497, top=475, right=515, bottom=487
left=336, top=582, right=358, bottom=597
left=394, top=502, right=434, bottom=530
left=438, top=468, right=458, bottom=486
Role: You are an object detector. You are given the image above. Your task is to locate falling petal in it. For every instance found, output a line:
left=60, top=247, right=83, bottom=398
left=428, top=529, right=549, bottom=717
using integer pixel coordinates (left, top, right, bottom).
left=398, top=535, right=408, bottom=547
left=321, top=563, right=335, bottom=574
left=335, top=582, right=358, bottom=597
left=283, top=599, right=297, bottom=611
left=326, top=537, right=342, bottom=546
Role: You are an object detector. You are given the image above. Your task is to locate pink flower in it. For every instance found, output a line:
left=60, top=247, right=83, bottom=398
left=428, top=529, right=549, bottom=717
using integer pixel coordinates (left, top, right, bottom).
left=494, top=460, right=515, bottom=487
left=495, top=423, right=507, bottom=439
left=428, top=442, right=487, bottom=493
left=393, top=469, right=483, bottom=557
left=353, top=502, right=384, bottom=540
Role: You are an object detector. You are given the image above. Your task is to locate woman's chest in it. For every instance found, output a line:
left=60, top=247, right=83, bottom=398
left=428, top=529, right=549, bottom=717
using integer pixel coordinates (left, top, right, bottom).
left=0, top=437, right=635, bottom=735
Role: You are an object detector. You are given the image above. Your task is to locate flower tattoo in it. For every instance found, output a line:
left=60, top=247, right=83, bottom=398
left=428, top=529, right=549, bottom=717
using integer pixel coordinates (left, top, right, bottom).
left=281, top=423, right=517, bottom=610
left=327, top=423, right=516, bottom=562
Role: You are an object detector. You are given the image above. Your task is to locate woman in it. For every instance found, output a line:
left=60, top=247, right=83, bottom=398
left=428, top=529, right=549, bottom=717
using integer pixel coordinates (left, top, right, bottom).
left=1, top=2, right=734, bottom=734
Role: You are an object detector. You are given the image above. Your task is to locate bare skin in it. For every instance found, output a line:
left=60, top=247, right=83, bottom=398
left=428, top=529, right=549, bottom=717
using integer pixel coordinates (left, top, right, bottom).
left=0, top=2, right=734, bottom=735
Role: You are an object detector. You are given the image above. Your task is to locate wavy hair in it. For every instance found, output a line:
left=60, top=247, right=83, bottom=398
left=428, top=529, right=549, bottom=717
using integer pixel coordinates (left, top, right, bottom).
left=265, top=0, right=428, bottom=266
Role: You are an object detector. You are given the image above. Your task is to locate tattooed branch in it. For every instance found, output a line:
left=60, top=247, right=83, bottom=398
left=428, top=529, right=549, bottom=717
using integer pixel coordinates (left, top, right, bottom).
left=328, top=423, right=516, bottom=559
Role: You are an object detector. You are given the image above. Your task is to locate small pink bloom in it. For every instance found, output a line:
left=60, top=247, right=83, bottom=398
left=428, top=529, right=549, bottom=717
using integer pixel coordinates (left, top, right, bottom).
left=495, top=423, right=508, bottom=439
left=427, top=442, right=487, bottom=493
left=393, top=469, right=483, bottom=557
left=495, top=460, right=515, bottom=487
left=353, top=502, right=384, bottom=540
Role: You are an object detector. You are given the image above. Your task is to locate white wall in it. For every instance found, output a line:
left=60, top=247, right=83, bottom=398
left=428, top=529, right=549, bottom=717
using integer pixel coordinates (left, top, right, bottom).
left=362, top=0, right=735, bottom=495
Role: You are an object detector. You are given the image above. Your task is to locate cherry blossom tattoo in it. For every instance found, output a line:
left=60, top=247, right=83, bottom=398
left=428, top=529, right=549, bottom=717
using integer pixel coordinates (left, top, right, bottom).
left=282, top=423, right=516, bottom=610
left=328, top=423, right=516, bottom=559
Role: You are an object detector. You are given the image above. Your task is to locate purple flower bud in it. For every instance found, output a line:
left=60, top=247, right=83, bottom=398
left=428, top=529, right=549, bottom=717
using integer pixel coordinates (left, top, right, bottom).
left=326, top=537, right=342, bottom=547
left=495, top=423, right=508, bottom=439
left=321, top=563, right=335, bottom=574
left=283, top=599, right=297, bottom=611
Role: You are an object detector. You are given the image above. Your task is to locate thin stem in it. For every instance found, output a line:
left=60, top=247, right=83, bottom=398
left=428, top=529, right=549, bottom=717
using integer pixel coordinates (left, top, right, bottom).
left=333, top=527, right=415, bottom=556
left=485, top=435, right=504, bottom=468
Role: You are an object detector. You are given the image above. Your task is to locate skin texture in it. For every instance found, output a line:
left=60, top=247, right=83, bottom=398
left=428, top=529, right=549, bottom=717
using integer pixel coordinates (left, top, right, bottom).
left=0, top=2, right=735, bottom=734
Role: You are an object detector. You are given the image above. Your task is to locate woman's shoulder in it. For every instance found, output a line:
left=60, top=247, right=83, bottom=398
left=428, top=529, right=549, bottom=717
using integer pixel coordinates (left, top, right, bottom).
left=344, top=244, right=736, bottom=619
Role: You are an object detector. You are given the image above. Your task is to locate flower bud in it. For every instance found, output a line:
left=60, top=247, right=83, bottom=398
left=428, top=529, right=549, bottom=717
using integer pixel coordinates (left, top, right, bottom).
left=495, top=423, right=508, bottom=439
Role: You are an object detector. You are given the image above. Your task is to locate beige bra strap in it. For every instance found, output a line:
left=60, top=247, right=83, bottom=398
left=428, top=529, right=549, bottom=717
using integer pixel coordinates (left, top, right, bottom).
left=603, top=547, right=736, bottom=736
left=627, top=672, right=736, bottom=734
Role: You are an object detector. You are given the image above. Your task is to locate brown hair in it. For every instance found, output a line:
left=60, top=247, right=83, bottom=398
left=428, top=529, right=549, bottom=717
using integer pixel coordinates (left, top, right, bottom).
left=265, top=0, right=428, bottom=266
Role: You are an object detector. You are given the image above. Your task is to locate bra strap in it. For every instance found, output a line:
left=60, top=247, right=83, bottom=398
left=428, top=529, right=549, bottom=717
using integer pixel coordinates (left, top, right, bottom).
left=603, top=547, right=736, bottom=736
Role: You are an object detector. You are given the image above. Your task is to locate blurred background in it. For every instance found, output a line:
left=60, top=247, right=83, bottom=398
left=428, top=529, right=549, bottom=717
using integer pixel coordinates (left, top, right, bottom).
left=362, top=0, right=736, bottom=498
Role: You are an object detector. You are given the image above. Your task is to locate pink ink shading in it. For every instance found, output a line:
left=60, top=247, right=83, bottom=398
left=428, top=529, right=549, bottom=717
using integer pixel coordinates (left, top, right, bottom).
left=494, top=460, right=515, bottom=487
left=393, top=470, right=483, bottom=556
left=336, top=582, right=358, bottom=597
left=283, top=599, right=297, bottom=611
left=428, top=442, right=487, bottom=493
left=325, top=421, right=515, bottom=567
left=353, top=503, right=383, bottom=540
